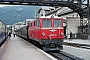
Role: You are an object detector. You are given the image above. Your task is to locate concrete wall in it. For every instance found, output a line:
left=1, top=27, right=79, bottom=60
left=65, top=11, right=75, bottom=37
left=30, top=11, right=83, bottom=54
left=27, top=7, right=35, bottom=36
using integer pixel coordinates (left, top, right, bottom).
left=66, top=17, right=80, bottom=35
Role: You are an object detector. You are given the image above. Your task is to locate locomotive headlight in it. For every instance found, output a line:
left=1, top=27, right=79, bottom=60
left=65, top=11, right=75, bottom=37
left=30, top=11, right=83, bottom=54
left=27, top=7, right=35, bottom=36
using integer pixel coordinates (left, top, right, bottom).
left=61, top=32, right=64, bottom=36
left=42, top=32, right=45, bottom=36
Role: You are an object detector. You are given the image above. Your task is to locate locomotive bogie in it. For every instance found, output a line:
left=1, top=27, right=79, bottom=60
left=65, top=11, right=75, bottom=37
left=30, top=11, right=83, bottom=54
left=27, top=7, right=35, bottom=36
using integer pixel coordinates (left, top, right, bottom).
left=39, top=40, right=63, bottom=50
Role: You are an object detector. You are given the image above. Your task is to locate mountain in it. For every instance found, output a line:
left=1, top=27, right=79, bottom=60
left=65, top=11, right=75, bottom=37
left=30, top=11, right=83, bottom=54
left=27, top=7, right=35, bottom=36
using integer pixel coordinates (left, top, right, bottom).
left=0, top=5, right=40, bottom=25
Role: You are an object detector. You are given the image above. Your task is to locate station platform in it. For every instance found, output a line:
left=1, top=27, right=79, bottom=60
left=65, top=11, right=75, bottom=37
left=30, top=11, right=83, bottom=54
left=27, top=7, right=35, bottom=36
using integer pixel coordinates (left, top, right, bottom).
left=63, top=39, right=90, bottom=60
left=1, top=35, right=56, bottom=60
left=64, top=39, right=90, bottom=45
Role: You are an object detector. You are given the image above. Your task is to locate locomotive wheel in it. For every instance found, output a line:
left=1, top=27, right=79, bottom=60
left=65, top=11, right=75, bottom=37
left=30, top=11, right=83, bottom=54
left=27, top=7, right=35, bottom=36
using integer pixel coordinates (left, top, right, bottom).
left=28, top=39, right=32, bottom=43
left=33, top=41, right=36, bottom=45
left=37, top=42, right=43, bottom=50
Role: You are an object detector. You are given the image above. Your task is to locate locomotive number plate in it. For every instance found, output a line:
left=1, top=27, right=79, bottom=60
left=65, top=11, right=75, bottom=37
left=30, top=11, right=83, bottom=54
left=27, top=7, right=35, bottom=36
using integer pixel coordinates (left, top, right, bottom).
left=50, top=34, right=57, bottom=36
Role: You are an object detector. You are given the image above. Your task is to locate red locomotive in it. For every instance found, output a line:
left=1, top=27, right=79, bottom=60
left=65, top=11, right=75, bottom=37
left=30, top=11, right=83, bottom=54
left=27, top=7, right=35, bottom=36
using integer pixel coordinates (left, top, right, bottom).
left=28, top=16, right=64, bottom=51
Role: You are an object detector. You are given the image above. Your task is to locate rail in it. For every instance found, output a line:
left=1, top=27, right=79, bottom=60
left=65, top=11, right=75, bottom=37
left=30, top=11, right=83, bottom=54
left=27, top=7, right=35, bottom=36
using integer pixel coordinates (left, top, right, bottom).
left=64, top=42, right=90, bottom=49
left=48, top=51, right=84, bottom=60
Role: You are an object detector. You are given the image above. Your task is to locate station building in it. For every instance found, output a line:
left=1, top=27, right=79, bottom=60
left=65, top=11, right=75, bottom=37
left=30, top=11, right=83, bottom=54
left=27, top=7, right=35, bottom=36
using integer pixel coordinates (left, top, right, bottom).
left=38, top=6, right=88, bottom=39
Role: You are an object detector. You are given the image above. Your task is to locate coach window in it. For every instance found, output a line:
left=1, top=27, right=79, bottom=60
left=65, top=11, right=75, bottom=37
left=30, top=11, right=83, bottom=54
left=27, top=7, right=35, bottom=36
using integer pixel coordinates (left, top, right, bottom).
left=37, top=20, right=40, bottom=27
left=42, top=19, right=51, bottom=28
left=54, top=20, right=62, bottom=27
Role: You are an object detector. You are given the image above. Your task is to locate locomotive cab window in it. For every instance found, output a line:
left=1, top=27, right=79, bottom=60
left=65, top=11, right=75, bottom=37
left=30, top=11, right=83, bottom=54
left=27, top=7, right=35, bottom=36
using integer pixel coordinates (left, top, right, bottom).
left=36, top=20, right=40, bottom=27
left=30, top=23, right=32, bottom=27
left=42, top=19, right=51, bottom=28
left=54, top=19, right=62, bottom=27
left=34, top=21, right=36, bottom=26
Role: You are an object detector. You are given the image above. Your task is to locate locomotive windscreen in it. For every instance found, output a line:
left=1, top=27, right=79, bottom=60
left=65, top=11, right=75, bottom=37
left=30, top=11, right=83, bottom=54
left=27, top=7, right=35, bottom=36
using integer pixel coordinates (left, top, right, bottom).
left=54, top=20, right=62, bottom=27
left=42, top=19, right=52, bottom=28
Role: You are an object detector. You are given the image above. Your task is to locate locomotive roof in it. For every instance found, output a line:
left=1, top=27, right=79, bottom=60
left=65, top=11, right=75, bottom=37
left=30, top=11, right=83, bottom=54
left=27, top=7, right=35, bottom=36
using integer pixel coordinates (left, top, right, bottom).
left=29, top=16, right=64, bottom=23
left=39, top=16, right=62, bottom=18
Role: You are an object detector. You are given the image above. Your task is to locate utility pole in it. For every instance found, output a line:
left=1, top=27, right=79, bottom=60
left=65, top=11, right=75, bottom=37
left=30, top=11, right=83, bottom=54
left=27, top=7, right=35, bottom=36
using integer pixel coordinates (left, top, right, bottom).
left=18, top=13, right=20, bottom=35
left=18, top=14, right=20, bottom=29
left=35, top=6, right=37, bottom=19
left=17, top=8, right=22, bottom=29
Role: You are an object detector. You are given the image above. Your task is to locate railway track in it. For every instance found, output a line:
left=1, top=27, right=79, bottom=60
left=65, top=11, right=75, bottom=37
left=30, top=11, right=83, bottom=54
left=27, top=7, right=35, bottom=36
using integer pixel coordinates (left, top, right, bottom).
left=64, top=42, right=90, bottom=49
left=48, top=51, right=84, bottom=60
